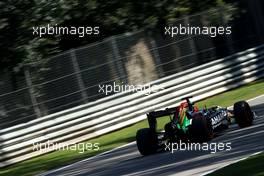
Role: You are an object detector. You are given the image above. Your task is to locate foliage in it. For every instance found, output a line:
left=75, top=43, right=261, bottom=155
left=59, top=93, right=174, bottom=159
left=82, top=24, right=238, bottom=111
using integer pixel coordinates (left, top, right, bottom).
left=0, top=0, right=233, bottom=69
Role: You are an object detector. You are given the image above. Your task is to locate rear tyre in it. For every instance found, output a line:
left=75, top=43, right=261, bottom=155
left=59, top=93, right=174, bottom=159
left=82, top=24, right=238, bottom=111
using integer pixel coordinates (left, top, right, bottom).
left=136, top=128, right=158, bottom=155
left=189, top=114, right=213, bottom=142
left=234, top=101, right=253, bottom=128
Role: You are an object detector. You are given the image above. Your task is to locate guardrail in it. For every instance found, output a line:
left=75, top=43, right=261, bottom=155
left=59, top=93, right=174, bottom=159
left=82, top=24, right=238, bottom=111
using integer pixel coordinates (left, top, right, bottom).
left=1, top=45, right=264, bottom=167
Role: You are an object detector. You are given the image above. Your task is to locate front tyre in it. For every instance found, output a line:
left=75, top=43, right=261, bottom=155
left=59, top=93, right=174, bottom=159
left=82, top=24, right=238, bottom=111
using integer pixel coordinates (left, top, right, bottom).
left=136, top=128, right=158, bottom=155
left=234, top=101, right=253, bottom=128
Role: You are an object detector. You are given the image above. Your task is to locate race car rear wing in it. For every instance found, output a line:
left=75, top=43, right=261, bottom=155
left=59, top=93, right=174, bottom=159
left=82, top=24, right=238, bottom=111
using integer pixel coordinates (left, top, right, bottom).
left=147, top=107, right=177, bottom=131
left=146, top=96, right=194, bottom=131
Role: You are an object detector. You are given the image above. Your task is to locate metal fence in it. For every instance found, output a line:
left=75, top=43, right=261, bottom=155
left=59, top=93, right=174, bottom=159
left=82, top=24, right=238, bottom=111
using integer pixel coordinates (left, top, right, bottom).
left=0, top=6, right=263, bottom=129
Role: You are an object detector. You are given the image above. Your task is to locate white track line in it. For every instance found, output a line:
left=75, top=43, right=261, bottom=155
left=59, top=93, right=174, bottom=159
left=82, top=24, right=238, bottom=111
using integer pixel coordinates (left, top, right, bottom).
left=246, top=94, right=264, bottom=102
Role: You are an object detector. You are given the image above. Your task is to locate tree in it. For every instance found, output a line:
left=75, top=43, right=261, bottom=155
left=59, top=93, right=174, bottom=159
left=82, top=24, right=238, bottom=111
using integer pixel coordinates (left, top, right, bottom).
left=0, top=0, right=233, bottom=69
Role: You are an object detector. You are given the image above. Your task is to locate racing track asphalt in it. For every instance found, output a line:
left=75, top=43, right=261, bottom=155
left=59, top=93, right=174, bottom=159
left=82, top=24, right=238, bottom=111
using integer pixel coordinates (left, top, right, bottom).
left=42, top=95, right=264, bottom=176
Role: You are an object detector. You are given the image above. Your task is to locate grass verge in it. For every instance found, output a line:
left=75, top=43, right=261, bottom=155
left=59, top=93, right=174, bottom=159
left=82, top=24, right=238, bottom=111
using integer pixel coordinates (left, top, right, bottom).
left=207, top=152, right=264, bottom=176
left=0, top=80, right=264, bottom=176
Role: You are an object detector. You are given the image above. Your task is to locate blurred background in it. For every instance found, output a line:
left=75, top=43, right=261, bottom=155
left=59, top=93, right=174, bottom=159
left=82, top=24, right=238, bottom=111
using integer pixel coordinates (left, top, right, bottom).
left=0, top=0, right=263, bottom=129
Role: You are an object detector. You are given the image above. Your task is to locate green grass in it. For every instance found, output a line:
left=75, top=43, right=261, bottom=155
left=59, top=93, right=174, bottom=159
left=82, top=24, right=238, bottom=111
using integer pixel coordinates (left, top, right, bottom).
left=208, top=152, right=264, bottom=176
left=1, top=80, right=264, bottom=176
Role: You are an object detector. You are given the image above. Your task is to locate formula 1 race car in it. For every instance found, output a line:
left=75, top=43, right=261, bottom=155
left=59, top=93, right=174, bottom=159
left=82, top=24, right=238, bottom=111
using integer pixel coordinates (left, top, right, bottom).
left=136, top=96, right=254, bottom=155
